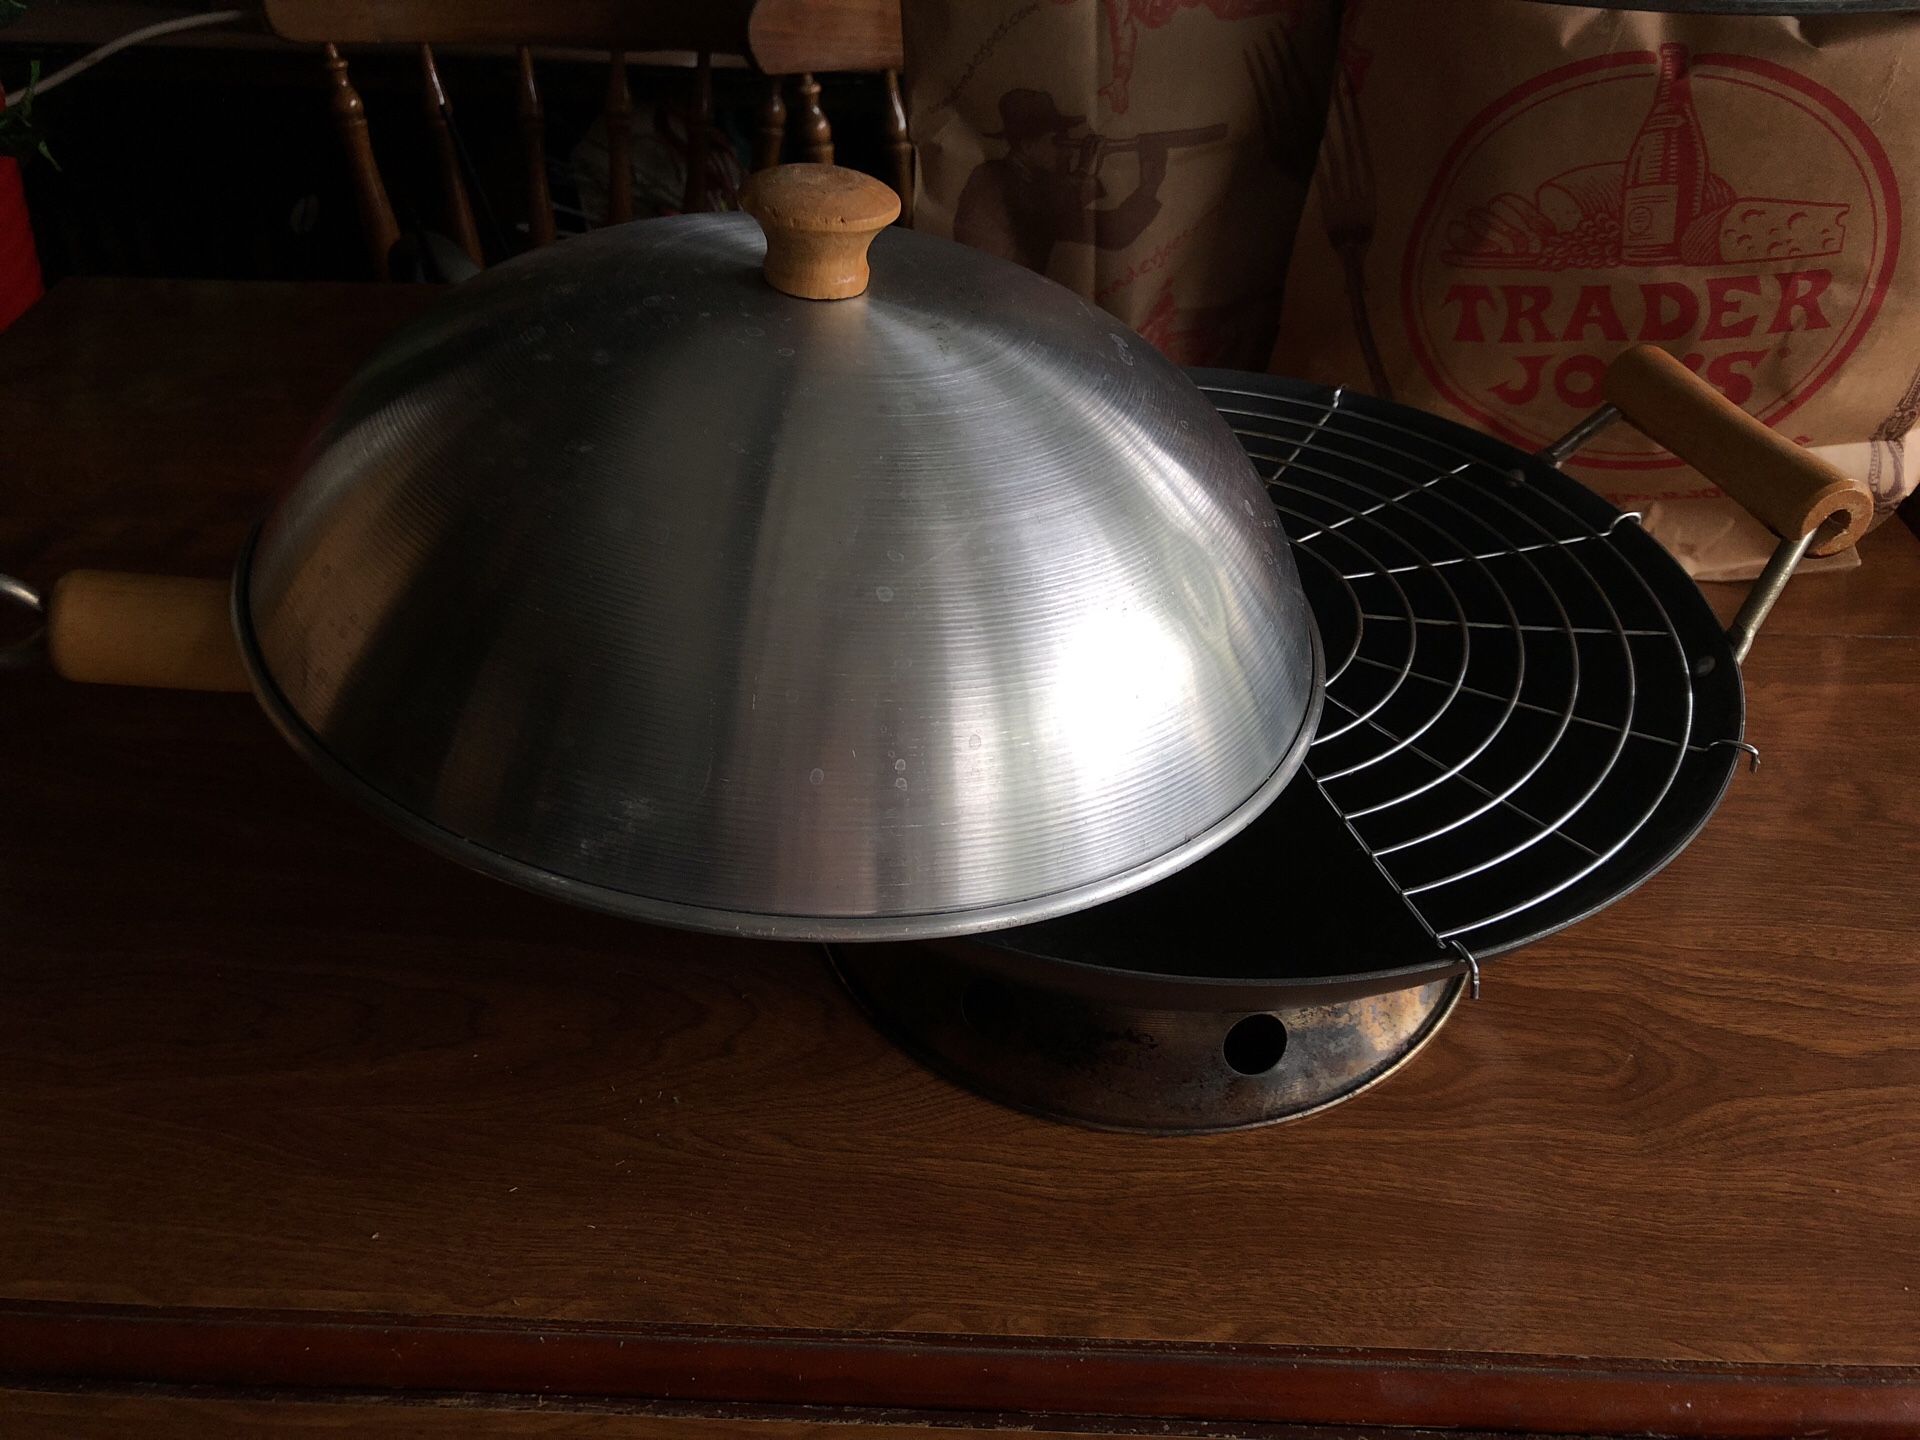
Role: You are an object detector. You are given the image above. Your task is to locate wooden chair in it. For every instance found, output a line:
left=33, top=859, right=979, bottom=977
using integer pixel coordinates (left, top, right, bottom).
left=749, top=0, right=909, bottom=214
left=260, top=0, right=908, bottom=281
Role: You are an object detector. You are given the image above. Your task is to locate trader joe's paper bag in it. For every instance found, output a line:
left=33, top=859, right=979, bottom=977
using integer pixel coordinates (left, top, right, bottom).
left=1270, top=0, right=1920, bottom=579
left=907, top=0, right=1336, bottom=368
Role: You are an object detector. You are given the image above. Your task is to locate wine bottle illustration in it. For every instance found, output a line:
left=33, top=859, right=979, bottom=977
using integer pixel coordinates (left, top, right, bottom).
left=1621, top=43, right=1711, bottom=264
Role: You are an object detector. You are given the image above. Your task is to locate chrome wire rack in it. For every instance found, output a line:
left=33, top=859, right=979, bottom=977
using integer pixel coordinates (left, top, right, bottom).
left=973, top=373, right=1746, bottom=999
left=1204, top=374, right=1746, bottom=964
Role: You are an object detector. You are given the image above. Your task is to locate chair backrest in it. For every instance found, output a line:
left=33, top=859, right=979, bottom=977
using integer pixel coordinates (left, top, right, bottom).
left=265, top=0, right=902, bottom=68
left=262, top=0, right=909, bottom=279
left=264, top=1, right=758, bottom=55
left=745, top=0, right=907, bottom=212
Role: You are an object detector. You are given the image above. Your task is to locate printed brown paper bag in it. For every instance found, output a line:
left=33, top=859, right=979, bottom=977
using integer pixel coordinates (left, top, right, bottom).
left=1270, top=0, right=1920, bottom=579
left=906, top=0, right=1338, bottom=369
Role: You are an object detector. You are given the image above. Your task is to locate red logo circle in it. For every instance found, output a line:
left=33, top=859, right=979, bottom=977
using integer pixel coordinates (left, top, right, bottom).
left=1401, top=49, right=1900, bottom=469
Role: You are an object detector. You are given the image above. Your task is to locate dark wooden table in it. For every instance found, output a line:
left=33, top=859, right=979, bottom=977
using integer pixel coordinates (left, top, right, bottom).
left=2, top=279, right=1918, bottom=1438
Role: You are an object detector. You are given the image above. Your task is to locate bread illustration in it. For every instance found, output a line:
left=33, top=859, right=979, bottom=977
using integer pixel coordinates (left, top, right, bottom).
left=1445, top=193, right=1554, bottom=258
left=1489, top=192, right=1555, bottom=243
left=1443, top=166, right=1641, bottom=266
left=1679, top=199, right=1848, bottom=264
left=1536, top=163, right=1626, bottom=233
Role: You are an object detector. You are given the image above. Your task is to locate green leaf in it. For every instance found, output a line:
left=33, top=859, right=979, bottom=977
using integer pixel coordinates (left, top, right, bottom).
left=0, top=55, right=55, bottom=167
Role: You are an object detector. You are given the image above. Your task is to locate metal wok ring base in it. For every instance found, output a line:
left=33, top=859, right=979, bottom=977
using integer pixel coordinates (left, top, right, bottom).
left=827, top=945, right=1465, bottom=1134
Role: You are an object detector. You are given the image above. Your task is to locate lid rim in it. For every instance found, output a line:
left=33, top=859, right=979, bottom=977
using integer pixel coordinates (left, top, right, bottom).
left=231, top=524, right=1323, bottom=942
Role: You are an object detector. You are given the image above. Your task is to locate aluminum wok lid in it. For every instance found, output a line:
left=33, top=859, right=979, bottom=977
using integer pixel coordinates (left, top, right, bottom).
left=236, top=165, right=1320, bottom=940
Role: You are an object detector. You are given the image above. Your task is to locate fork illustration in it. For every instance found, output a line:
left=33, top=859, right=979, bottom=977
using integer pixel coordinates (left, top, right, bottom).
left=1320, top=66, right=1394, bottom=401
left=1244, top=24, right=1329, bottom=189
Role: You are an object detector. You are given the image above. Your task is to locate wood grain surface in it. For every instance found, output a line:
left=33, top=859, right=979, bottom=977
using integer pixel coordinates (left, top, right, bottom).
left=4, top=1304, right=1919, bottom=1437
left=0, top=1387, right=1548, bottom=1440
left=1, top=281, right=1918, bottom=1432
left=748, top=0, right=904, bottom=75
left=262, top=0, right=760, bottom=55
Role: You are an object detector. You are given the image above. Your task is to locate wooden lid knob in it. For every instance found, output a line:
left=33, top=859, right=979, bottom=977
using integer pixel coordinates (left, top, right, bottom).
left=739, top=163, right=901, bottom=301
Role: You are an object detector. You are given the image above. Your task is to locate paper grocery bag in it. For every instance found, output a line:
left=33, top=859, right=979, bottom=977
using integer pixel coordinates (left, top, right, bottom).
left=906, top=0, right=1337, bottom=369
left=1271, top=0, right=1920, bottom=578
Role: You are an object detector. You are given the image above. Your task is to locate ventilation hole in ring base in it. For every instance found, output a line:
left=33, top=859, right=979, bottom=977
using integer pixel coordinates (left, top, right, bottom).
left=1223, top=1013, right=1289, bottom=1075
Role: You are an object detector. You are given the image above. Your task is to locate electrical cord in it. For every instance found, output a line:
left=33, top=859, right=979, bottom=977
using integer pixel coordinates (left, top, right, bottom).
left=2, top=9, right=247, bottom=107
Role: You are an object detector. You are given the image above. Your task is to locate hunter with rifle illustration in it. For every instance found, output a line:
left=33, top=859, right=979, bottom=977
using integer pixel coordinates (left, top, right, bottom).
left=952, top=88, right=1226, bottom=275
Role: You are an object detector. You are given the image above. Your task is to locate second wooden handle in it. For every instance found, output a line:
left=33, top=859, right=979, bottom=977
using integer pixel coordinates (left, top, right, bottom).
left=47, top=570, right=251, bottom=693
left=1604, top=345, right=1873, bottom=557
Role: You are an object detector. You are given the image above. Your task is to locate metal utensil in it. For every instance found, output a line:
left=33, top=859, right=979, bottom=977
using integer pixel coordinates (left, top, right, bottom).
left=9, top=165, right=1322, bottom=942
left=1244, top=23, right=1329, bottom=188
left=1319, top=67, right=1395, bottom=402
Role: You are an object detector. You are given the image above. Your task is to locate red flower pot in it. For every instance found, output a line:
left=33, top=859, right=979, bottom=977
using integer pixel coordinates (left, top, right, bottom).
left=0, top=153, right=44, bottom=330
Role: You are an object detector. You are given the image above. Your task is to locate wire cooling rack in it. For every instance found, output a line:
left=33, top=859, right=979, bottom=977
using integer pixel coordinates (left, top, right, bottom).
left=1197, top=373, right=1747, bottom=963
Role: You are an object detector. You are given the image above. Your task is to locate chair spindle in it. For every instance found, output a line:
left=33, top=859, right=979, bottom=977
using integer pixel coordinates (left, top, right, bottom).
left=795, top=73, right=832, bottom=165
left=419, top=45, right=483, bottom=266
left=755, top=76, right=786, bottom=172
left=324, top=43, right=401, bottom=279
left=883, top=69, right=911, bottom=224
left=606, top=52, right=633, bottom=225
left=682, top=51, right=713, bottom=214
left=517, top=46, right=556, bottom=247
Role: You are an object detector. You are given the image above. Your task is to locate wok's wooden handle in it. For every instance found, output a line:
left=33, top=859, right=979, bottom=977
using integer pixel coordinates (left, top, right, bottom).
left=738, top=163, right=900, bottom=301
left=1604, top=344, right=1873, bottom=557
left=47, top=570, right=250, bottom=692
